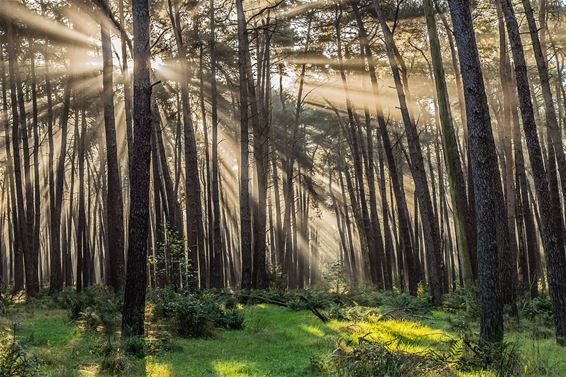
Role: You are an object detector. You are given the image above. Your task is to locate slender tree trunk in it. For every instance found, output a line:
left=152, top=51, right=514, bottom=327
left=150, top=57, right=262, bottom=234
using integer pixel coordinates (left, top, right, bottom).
left=1, top=41, right=23, bottom=292
left=353, top=3, right=388, bottom=288
left=500, top=0, right=566, bottom=345
left=7, top=23, right=31, bottom=295
left=495, top=1, right=518, bottom=312
left=101, top=3, right=126, bottom=292
left=119, top=0, right=133, bottom=174
left=252, top=22, right=270, bottom=290
left=336, top=6, right=380, bottom=287
left=53, top=76, right=72, bottom=292
left=77, top=109, right=87, bottom=292
left=209, top=0, right=224, bottom=289
left=66, top=115, right=77, bottom=288
left=16, top=41, right=38, bottom=297
left=30, top=47, right=41, bottom=295
left=236, top=0, right=253, bottom=290
left=423, top=0, right=473, bottom=286
left=353, top=6, right=416, bottom=293
left=167, top=0, right=204, bottom=290
left=374, top=1, right=442, bottom=304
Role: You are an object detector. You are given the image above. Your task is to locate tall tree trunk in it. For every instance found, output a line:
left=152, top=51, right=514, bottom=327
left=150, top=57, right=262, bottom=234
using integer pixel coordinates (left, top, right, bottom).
left=101, top=3, right=126, bottom=292
left=353, top=5, right=416, bottom=293
left=352, top=4, right=388, bottom=288
left=374, top=1, right=442, bottom=304
left=335, top=6, right=380, bottom=288
left=153, top=102, right=183, bottom=286
left=495, top=1, right=518, bottom=312
left=119, top=0, right=133, bottom=175
left=53, top=76, right=72, bottom=292
left=122, top=0, right=152, bottom=338
left=1, top=40, right=23, bottom=292
left=30, top=46, right=41, bottom=295
left=209, top=0, right=224, bottom=289
left=522, top=0, right=566, bottom=238
left=42, top=43, right=62, bottom=292
left=500, top=0, right=566, bottom=345
left=66, top=113, right=77, bottom=288
left=423, top=0, right=473, bottom=286
left=236, top=0, right=253, bottom=290
left=448, top=0, right=504, bottom=346
left=77, top=109, right=87, bottom=292
left=252, top=21, right=270, bottom=290
left=167, top=0, right=204, bottom=290
left=7, top=23, right=32, bottom=295
left=16, top=39, right=38, bottom=297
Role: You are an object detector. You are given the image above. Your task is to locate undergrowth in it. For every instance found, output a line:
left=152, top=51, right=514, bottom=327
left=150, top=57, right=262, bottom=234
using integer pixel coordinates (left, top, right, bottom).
left=0, top=325, right=39, bottom=377
left=0, top=285, right=563, bottom=376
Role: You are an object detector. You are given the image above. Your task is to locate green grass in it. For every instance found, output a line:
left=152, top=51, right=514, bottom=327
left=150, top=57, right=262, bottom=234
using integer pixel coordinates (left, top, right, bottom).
left=1, top=306, right=103, bottom=376
left=2, top=303, right=565, bottom=376
left=145, top=305, right=336, bottom=377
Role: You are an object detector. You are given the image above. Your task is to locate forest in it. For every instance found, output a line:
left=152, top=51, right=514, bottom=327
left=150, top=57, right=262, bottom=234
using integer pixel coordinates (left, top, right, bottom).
left=0, top=0, right=566, bottom=375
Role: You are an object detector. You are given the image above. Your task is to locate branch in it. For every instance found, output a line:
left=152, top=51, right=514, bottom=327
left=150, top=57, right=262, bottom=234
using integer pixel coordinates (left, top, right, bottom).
left=248, top=0, right=285, bottom=24
left=91, top=0, right=133, bottom=57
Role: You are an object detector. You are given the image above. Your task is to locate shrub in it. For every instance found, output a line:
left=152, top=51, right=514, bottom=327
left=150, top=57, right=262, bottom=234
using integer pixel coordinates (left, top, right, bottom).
left=456, top=341, right=523, bottom=376
left=343, top=287, right=387, bottom=307
left=382, top=292, right=431, bottom=315
left=101, top=348, right=130, bottom=374
left=145, top=331, right=181, bottom=354
left=121, top=336, right=146, bottom=358
left=286, top=290, right=341, bottom=312
left=323, top=338, right=442, bottom=377
left=266, top=265, right=287, bottom=291
left=223, top=294, right=238, bottom=310
left=436, top=321, right=523, bottom=377
left=79, top=295, right=121, bottom=336
left=442, top=286, right=479, bottom=318
left=59, top=285, right=119, bottom=323
left=218, top=309, right=245, bottom=330
left=150, top=288, right=245, bottom=338
left=0, top=291, right=12, bottom=315
left=0, top=327, right=39, bottom=377
left=320, top=260, right=348, bottom=293
left=521, top=294, right=553, bottom=324
left=150, top=226, right=196, bottom=287
left=151, top=290, right=218, bottom=338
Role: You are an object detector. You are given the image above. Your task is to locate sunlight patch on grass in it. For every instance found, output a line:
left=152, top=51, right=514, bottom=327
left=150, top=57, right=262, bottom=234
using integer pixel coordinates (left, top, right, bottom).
left=145, top=356, right=172, bottom=377
left=330, top=316, right=453, bottom=356
left=78, top=363, right=100, bottom=376
left=212, top=360, right=257, bottom=376
left=299, top=324, right=326, bottom=337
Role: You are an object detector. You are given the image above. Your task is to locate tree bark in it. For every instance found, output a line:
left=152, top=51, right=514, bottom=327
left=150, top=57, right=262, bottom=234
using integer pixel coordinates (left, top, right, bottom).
left=122, top=0, right=152, bottom=338
left=448, top=0, right=504, bottom=346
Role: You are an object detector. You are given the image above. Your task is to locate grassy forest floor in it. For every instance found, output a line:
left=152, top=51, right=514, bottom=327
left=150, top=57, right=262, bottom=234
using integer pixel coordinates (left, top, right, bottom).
left=0, top=288, right=565, bottom=376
